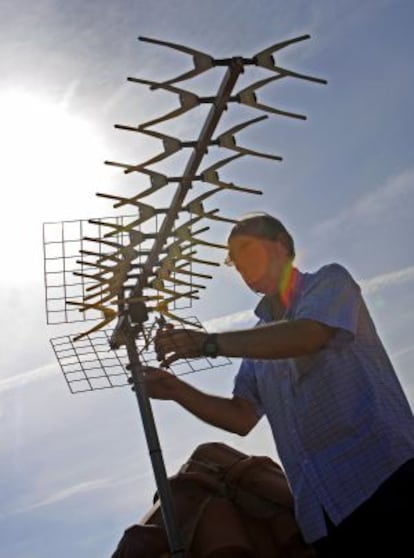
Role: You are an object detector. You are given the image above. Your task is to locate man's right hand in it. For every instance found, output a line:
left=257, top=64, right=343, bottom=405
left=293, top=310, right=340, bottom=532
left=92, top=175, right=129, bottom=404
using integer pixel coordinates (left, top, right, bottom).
left=130, top=366, right=181, bottom=400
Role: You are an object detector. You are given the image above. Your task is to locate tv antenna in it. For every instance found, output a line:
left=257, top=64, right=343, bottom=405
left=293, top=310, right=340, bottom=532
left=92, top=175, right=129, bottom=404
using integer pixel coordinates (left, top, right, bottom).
left=43, top=34, right=326, bottom=557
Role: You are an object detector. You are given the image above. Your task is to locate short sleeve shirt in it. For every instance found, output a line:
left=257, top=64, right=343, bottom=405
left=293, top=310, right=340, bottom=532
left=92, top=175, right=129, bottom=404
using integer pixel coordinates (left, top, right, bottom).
left=233, top=263, right=414, bottom=542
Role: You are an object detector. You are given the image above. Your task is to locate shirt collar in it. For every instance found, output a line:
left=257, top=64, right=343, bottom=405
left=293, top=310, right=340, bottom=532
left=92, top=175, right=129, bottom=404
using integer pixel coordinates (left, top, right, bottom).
left=254, top=267, right=303, bottom=321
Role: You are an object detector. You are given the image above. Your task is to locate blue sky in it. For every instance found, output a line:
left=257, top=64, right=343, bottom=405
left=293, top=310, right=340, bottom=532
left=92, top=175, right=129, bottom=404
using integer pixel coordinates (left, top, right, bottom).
left=1, top=1, right=414, bottom=556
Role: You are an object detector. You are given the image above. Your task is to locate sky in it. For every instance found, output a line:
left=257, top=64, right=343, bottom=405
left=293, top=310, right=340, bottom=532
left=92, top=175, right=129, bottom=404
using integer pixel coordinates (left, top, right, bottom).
left=1, top=0, right=414, bottom=556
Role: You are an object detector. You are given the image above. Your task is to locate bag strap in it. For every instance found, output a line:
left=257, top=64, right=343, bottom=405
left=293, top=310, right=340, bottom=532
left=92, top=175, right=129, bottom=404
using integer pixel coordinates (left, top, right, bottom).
left=223, top=456, right=294, bottom=516
left=224, top=455, right=281, bottom=484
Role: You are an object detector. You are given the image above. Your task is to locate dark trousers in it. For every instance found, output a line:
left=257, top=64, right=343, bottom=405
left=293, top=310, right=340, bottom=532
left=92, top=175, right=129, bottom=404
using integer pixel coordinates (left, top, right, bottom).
left=312, top=458, right=414, bottom=557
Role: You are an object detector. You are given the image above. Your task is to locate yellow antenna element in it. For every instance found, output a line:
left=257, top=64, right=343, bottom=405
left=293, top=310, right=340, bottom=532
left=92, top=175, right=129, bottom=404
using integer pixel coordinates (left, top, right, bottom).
left=127, top=78, right=200, bottom=129
left=168, top=266, right=212, bottom=281
left=216, top=115, right=283, bottom=161
left=200, top=154, right=263, bottom=195
left=154, top=301, right=204, bottom=328
left=66, top=301, right=118, bottom=340
left=79, top=245, right=139, bottom=264
left=88, top=204, right=158, bottom=238
left=153, top=255, right=213, bottom=280
left=101, top=172, right=175, bottom=208
left=138, top=36, right=215, bottom=87
left=174, top=224, right=227, bottom=250
left=186, top=202, right=237, bottom=225
left=156, top=267, right=206, bottom=290
left=183, top=188, right=236, bottom=224
left=253, top=34, right=327, bottom=84
left=236, top=75, right=307, bottom=120
left=109, top=127, right=183, bottom=173
left=117, top=179, right=171, bottom=207
left=149, top=278, right=199, bottom=301
left=72, top=270, right=107, bottom=283
left=177, top=252, right=221, bottom=268
left=95, top=191, right=160, bottom=211
left=75, top=258, right=114, bottom=272
left=83, top=232, right=146, bottom=250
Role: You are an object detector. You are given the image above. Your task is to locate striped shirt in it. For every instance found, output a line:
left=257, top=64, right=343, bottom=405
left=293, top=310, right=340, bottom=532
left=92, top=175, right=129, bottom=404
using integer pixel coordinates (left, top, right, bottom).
left=233, top=263, right=414, bottom=542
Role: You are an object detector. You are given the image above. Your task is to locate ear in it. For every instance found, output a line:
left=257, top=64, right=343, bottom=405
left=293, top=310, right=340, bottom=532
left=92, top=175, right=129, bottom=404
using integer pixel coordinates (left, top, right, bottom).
left=272, top=238, right=290, bottom=259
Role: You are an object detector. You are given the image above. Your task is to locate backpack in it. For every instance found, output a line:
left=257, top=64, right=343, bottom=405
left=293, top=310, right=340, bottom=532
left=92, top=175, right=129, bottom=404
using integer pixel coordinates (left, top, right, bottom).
left=111, top=442, right=315, bottom=558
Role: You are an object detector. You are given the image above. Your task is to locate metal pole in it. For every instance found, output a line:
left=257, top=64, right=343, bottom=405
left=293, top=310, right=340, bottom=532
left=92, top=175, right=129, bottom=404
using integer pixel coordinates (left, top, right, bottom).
left=125, top=323, right=185, bottom=557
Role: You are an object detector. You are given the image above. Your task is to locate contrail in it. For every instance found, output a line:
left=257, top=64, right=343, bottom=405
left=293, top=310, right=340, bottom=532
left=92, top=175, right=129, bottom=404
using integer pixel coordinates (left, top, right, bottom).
left=360, top=265, right=414, bottom=294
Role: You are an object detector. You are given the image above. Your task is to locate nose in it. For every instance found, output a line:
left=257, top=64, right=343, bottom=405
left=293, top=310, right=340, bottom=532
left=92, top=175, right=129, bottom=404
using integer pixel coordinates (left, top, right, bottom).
left=235, top=246, right=269, bottom=284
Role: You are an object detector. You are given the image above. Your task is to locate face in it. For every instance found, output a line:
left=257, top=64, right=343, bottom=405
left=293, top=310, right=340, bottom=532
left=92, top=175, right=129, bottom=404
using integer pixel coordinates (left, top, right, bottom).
left=227, top=235, right=287, bottom=296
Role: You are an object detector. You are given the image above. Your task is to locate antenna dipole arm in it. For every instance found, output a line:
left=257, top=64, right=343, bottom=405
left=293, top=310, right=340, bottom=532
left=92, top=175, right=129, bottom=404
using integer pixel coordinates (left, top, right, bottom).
left=127, top=58, right=245, bottom=303
left=138, top=36, right=215, bottom=87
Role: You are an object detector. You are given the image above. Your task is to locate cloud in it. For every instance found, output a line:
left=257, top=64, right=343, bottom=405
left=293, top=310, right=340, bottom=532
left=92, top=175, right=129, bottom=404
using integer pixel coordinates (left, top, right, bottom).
left=392, top=344, right=414, bottom=360
left=0, top=362, right=56, bottom=394
left=360, top=265, right=414, bottom=294
left=203, top=309, right=255, bottom=331
left=16, top=478, right=112, bottom=513
left=13, top=470, right=152, bottom=515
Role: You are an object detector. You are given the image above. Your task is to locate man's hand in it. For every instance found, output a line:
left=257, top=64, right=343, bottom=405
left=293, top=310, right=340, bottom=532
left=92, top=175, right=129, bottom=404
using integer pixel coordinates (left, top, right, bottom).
left=154, top=323, right=207, bottom=367
left=129, top=366, right=181, bottom=400
left=128, top=364, right=258, bottom=436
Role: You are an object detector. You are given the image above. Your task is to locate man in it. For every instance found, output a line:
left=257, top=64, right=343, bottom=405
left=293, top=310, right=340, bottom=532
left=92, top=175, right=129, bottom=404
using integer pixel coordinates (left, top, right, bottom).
left=143, top=212, right=414, bottom=556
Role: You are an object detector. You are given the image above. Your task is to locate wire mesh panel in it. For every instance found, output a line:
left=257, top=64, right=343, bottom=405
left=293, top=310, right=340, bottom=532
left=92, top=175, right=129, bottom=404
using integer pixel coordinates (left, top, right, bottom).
left=51, top=317, right=231, bottom=394
left=43, top=214, right=194, bottom=325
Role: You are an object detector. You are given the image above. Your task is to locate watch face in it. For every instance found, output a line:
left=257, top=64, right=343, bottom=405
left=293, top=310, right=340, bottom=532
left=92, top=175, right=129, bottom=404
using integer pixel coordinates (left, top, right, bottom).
left=205, top=342, right=216, bottom=355
left=203, top=335, right=218, bottom=357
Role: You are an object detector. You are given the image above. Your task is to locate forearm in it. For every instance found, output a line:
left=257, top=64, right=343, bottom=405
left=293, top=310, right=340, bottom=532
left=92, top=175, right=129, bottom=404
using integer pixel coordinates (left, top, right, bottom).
left=216, top=319, right=334, bottom=360
left=173, top=380, right=256, bottom=436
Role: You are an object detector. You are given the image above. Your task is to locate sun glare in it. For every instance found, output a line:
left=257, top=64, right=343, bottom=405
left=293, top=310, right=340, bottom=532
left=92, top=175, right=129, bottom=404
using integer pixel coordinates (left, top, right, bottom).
left=0, top=90, right=108, bottom=283
left=0, top=91, right=107, bottom=215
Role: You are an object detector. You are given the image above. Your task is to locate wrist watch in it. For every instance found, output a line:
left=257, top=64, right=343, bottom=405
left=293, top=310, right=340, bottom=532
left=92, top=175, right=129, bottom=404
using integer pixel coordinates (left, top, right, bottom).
left=202, top=333, right=219, bottom=358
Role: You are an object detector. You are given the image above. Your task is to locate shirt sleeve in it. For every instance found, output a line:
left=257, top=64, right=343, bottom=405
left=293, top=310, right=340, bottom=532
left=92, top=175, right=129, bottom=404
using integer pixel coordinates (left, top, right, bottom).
left=233, top=358, right=264, bottom=419
left=294, top=263, right=362, bottom=348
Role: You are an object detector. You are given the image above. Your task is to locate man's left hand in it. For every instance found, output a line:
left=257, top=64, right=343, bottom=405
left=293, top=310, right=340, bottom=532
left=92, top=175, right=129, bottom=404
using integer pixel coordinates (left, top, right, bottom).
left=154, top=324, right=207, bottom=367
